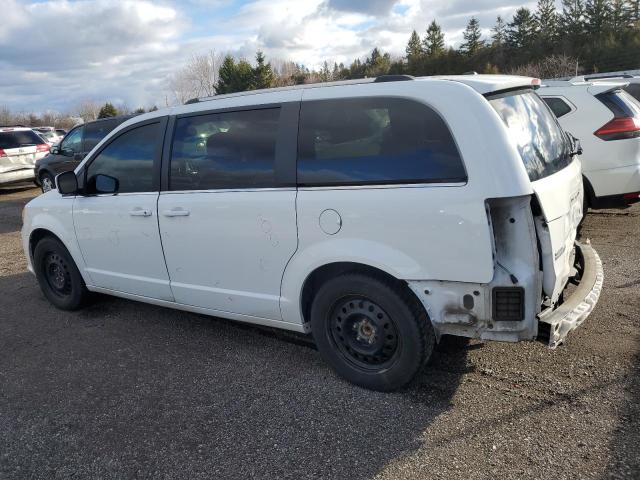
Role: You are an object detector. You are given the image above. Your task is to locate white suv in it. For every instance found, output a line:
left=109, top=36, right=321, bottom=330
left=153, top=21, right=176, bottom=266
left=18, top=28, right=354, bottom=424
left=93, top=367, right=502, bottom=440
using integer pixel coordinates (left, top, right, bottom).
left=540, top=79, right=640, bottom=209
left=0, top=127, right=50, bottom=186
left=21, top=75, right=603, bottom=391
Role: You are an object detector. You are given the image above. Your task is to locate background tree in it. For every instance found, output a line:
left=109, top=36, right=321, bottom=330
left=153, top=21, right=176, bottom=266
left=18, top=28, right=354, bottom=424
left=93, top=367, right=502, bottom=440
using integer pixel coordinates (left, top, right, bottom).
left=492, top=16, right=507, bottom=47
left=423, top=21, right=445, bottom=57
left=585, top=0, right=612, bottom=43
left=561, top=0, right=587, bottom=48
left=405, top=30, right=423, bottom=60
left=508, top=8, right=537, bottom=49
left=253, top=51, right=275, bottom=89
left=536, top=0, right=559, bottom=48
left=460, top=17, right=484, bottom=56
left=97, top=102, right=118, bottom=119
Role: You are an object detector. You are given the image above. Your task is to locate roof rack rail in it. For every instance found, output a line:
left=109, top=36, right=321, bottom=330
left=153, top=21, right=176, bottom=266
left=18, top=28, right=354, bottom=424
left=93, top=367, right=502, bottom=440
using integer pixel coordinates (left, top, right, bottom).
left=373, top=75, right=414, bottom=83
left=184, top=97, right=200, bottom=105
left=585, top=73, right=635, bottom=80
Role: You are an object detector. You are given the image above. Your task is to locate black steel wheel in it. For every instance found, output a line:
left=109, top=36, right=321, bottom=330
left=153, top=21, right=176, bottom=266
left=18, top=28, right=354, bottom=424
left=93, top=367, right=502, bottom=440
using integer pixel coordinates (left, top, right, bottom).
left=328, top=296, right=400, bottom=370
left=311, top=272, right=434, bottom=391
left=33, top=236, right=88, bottom=310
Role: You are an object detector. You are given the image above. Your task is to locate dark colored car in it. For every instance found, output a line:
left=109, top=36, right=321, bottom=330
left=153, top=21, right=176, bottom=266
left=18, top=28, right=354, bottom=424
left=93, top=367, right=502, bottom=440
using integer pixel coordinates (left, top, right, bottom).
left=35, top=115, right=134, bottom=191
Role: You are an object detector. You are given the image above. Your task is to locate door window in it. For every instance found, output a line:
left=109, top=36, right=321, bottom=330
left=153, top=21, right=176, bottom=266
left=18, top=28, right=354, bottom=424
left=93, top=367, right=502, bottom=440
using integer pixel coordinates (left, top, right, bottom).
left=170, top=108, right=280, bottom=190
left=60, top=126, right=83, bottom=154
left=297, top=97, right=466, bottom=186
left=86, top=122, right=160, bottom=193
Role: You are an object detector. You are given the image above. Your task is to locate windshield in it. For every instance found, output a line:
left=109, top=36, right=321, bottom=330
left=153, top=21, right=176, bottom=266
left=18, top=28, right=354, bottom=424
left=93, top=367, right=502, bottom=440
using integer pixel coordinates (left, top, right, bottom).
left=489, top=90, right=572, bottom=182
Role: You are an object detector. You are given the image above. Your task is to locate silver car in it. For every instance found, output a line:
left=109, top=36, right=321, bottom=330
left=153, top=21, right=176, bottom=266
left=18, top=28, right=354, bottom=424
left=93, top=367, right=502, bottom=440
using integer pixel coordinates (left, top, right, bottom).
left=0, top=127, right=50, bottom=186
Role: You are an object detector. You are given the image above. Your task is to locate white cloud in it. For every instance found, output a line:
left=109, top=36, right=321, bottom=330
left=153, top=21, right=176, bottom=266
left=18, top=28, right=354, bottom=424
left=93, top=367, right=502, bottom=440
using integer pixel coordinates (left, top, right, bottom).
left=0, top=0, right=545, bottom=113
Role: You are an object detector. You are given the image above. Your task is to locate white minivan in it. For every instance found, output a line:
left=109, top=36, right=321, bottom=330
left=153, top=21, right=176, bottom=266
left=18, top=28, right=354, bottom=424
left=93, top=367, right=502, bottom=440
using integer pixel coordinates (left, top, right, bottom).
left=22, top=75, right=603, bottom=391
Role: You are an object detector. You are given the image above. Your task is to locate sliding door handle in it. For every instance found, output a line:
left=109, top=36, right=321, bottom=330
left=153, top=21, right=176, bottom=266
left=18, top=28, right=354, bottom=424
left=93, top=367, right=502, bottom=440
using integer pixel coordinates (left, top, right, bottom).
left=163, top=208, right=190, bottom=217
left=129, top=208, right=152, bottom=217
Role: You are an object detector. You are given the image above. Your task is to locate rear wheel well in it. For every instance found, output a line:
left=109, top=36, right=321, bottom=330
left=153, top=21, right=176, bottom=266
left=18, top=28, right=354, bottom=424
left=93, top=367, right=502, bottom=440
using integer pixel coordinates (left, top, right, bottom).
left=300, top=262, right=424, bottom=326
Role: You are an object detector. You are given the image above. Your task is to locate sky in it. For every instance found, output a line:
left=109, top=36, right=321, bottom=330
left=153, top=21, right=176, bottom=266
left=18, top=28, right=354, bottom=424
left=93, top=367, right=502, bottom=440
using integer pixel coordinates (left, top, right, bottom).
left=0, top=0, right=543, bottom=114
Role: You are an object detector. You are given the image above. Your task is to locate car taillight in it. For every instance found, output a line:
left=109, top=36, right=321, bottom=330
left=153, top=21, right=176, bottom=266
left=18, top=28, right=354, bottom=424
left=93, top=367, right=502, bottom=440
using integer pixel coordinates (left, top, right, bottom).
left=0, top=149, right=6, bottom=157
left=36, top=144, right=49, bottom=153
left=623, top=192, right=640, bottom=200
left=594, top=116, right=640, bottom=141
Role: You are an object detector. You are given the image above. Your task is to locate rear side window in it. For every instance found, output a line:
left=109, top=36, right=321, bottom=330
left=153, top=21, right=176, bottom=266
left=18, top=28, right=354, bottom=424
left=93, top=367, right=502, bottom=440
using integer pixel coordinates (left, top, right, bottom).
left=624, top=84, right=640, bottom=103
left=489, top=90, right=571, bottom=182
left=84, top=119, right=120, bottom=152
left=0, top=130, right=45, bottom=149
left=543, top=97, right=572, bottom=118
left=170, top=108, right=279, bottom=191
left=297, top=97, right=466, bottom=186
left=86, top=122, right=160, bottom=193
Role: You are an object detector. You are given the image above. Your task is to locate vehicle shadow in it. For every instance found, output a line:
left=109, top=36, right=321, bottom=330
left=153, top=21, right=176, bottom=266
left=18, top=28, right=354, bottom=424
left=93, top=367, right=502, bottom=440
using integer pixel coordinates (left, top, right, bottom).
left=0, top=272, right=470, bottom=479
left=0, top=185, right=37, bottom=234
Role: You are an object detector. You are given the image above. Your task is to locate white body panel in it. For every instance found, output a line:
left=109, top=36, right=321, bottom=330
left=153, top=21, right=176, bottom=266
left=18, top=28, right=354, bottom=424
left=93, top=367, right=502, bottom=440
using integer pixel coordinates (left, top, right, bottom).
left=73, top=193, right=173, bottom=300
left=158, top=189, right=298, bottom=320
left=540, top=82, right=640, bottom=198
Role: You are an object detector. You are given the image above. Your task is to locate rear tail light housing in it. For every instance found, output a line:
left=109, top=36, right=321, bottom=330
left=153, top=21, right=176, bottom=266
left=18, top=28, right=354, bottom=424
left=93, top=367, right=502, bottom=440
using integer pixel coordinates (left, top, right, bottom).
left=36, top=144, right=49, bottom=153
left=0, top=149, right=6, bottom=158
left=594, top=117, right=640, bottom=141
left=595, top=90, right=640, bottom=141
left=623, top=192, right=640, bottom=200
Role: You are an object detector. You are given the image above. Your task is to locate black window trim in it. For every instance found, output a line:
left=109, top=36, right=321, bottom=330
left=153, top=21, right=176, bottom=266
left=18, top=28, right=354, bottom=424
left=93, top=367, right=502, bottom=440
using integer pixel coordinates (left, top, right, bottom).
left=161, top=101, right=299, bottom=192
left=79, top=116, right=168, bottom=195
left=541, top=95, right=575, bottom=118
left=295, top=96, right=468, bottom=188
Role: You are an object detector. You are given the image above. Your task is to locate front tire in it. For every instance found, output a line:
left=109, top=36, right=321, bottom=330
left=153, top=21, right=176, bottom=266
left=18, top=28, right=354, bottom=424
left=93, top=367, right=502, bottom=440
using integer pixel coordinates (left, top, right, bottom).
left=33, top=236, right=88, bottom=310
left=40, top=172, right=55, bottom=193
left=310, top=273, right=434, bottom=391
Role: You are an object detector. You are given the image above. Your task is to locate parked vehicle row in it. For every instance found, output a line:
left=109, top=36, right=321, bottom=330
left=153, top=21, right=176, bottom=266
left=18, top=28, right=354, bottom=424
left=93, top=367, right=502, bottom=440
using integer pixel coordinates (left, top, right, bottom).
left=21, top=74, right=603, bottom=391
left=0, top=127, right=50, bottom=187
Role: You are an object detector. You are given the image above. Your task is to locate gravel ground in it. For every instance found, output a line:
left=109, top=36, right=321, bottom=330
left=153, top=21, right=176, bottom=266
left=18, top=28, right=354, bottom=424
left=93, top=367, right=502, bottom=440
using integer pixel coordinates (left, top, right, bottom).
left=0, top=186, right=638, bottom=480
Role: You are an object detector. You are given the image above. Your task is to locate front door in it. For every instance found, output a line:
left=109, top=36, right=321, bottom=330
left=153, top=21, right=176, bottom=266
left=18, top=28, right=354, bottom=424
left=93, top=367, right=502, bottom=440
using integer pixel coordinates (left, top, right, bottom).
left=158, top=105, right=299, bottom=320
left=73, top=119, right=173, bottom=301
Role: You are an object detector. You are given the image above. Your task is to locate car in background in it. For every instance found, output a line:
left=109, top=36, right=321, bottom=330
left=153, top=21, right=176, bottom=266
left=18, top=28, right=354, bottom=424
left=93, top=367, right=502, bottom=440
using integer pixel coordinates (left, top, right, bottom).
left=36, top=130, right=62, bottom=146
left=0, top=127, right=50, bottom=187
left=55, top=129, right=67, bottom=137
left=540, top=79, right=640, bottom=209
left=35, top=115, right=134, bottom=192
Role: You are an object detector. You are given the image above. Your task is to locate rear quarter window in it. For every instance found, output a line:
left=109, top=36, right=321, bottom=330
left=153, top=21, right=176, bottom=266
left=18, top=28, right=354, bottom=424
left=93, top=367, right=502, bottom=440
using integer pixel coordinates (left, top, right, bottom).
left=542, top=97, right=573, bottom=118
left=0, top=130, right=45, bottom=149
left=489, top=90, right=571, bottom=182
left=297, top=97, right=466, bottom=186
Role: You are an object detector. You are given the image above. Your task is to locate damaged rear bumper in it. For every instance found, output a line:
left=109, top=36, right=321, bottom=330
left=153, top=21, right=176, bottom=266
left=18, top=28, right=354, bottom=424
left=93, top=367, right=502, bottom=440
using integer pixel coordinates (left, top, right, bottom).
left=538, top=240, right=604, bottom=348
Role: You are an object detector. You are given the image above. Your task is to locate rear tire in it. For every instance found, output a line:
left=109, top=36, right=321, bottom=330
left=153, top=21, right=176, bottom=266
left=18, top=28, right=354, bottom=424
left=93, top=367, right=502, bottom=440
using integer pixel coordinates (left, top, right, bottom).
left=33, top=236, right=88, bottom=310
left=310, top=273, right=434, bottom=391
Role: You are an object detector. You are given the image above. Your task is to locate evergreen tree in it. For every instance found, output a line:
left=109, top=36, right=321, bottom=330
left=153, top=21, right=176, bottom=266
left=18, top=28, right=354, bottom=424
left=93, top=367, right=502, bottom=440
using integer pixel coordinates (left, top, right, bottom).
left=423, top=21, right=445, bottom=56
left=405, top=30, right=423, bottom=60
left=536, top=0, right=559, bottom=45
left=561, top=0, right=587, bottom=42
left=216, top=55, right=255, bottom=94
left=508, top=8, right=538, bottom=49
left=364, top=48, right=391, bottom=77
left=97, top=102, right=118, bottom=118
left=460, top=17, right=484, bottom=55
left=610, top=0, right=631, bottom=32
left=492, top=16, right=507, bottom=47
left=253, top=51, right=274, bottom=89
left=630, top=0, right=640, bottom=24
left=133, top=107, right=146, bottom=114
left=585, top=0, right=612, bottom=40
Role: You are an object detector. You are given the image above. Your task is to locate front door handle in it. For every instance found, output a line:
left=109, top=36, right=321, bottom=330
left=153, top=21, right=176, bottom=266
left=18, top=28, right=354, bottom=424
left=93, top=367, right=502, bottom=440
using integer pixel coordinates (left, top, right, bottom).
left=163, top=208, right=190, bottom=217
left=129, top=208, right=152, bottom=217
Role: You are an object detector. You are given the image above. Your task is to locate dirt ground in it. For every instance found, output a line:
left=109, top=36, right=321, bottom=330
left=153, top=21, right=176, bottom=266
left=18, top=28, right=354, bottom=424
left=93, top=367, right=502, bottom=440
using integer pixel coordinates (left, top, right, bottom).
left=1, top=186, right=638, bottom=479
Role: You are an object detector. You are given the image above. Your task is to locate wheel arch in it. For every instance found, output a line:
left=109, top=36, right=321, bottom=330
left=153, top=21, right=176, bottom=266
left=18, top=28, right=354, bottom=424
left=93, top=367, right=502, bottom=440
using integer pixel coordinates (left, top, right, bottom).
left=298, top=261, right=428, bottom=329
left=29, top=228, right=64, bottom=261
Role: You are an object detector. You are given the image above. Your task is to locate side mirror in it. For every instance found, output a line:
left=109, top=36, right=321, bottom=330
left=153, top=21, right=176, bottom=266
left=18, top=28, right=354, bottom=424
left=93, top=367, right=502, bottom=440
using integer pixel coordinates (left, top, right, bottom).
left=49, top=146, right=59, bottom=155
left=56, top=171, right=78, bottom=195
left=93, top=174, right=119, bottom=194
